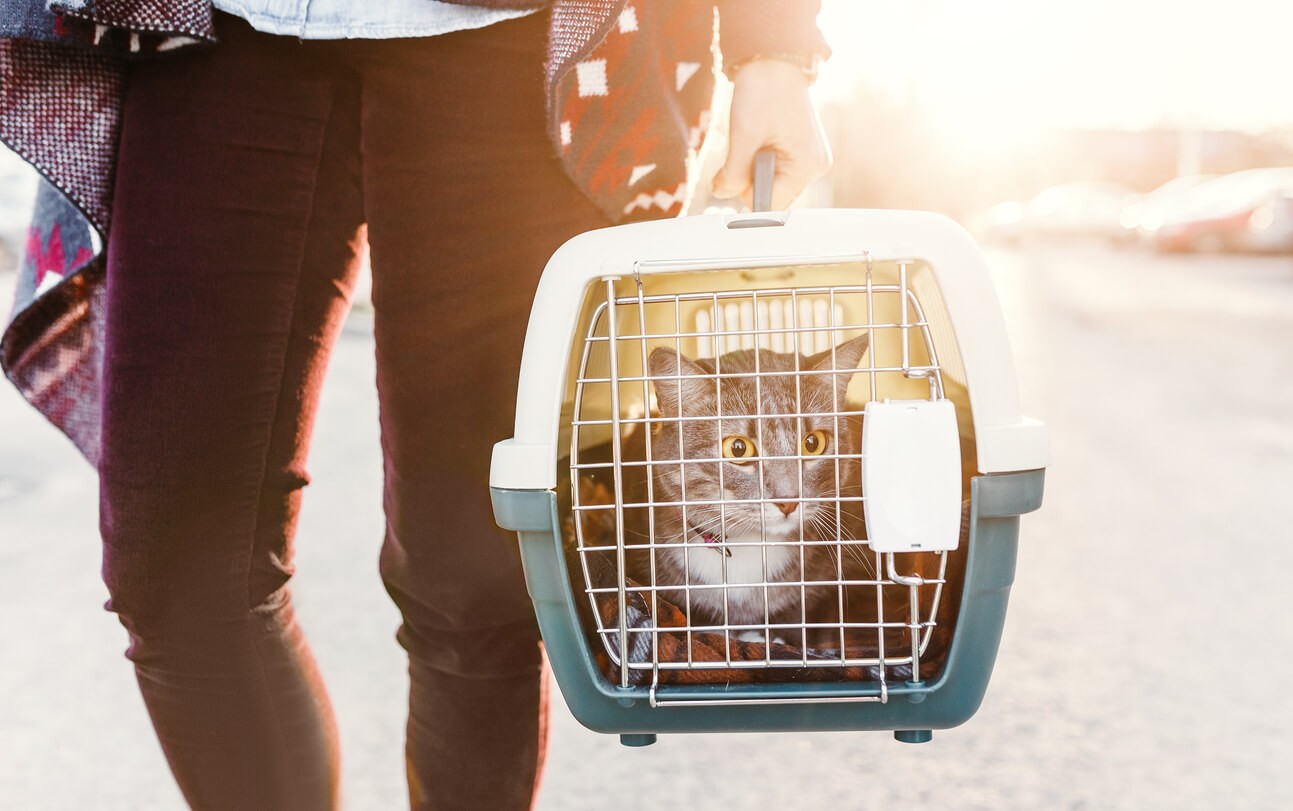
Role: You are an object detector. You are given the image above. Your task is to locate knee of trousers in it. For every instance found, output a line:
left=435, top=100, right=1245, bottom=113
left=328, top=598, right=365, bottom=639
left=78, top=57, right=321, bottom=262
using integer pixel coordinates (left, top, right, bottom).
left=397, top=616, right=543, bottom=681
left=379, top=538, right=541, bottom=678
left=100, top=531, right=295, bottom=652
left=99, top=472, right=304, bottom=644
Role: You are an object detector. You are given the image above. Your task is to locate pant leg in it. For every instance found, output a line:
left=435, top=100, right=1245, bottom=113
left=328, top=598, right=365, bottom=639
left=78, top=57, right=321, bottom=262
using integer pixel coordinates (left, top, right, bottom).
left=351, top=12, right=612, bottom=810
left=99, top=16, right=365, bottom=810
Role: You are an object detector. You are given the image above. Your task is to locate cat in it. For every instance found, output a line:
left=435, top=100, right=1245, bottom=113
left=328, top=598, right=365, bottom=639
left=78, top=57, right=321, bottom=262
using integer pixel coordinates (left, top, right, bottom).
left=633, top=333, right=871, bottom=642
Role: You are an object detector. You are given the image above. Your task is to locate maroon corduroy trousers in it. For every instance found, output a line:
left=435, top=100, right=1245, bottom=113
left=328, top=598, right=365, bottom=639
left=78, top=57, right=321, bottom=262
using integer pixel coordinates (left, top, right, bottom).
left=97, top=11, right=608, bottom=810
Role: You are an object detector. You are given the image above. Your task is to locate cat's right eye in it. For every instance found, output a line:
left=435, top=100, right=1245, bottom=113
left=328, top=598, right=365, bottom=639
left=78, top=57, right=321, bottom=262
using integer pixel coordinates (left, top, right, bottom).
left=802, top=429, right=830, bottom=456
left=721, top=435, right=758, bottom=463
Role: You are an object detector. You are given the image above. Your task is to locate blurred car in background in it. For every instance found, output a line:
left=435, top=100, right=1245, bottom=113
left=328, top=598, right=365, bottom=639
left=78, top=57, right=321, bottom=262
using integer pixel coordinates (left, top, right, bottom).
left=1, top=149, right=39, bottom=273
left=980, top=180, right=1139, bottom=244
left=1118, top=174, right=1214, bottom=243
left=1148, top=167, right=1293, bottom=253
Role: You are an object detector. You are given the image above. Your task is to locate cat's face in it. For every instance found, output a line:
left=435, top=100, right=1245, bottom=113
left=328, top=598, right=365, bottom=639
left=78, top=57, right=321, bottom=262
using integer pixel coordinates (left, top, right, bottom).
left=647, top=335, right=869, bottom=544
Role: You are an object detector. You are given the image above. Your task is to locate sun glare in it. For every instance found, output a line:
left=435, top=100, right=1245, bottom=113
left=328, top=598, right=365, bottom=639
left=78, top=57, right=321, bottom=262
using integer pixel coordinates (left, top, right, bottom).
left=816, top=0, right=1293, bottom=140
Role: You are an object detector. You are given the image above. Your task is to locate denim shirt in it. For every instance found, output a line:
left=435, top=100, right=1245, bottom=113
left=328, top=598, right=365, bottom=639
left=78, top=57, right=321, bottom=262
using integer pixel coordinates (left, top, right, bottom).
left=212, top=0, right=536, bottom=39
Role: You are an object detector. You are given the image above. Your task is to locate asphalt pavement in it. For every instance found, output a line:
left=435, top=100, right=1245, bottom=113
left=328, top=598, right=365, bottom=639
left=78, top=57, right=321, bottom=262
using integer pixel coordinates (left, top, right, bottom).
left=2, top=241, right=1291, bottom=809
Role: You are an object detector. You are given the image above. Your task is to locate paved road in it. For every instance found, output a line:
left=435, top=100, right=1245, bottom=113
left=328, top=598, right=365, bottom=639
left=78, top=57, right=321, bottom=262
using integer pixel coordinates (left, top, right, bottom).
left=2, top=242, right=1291, bottom=809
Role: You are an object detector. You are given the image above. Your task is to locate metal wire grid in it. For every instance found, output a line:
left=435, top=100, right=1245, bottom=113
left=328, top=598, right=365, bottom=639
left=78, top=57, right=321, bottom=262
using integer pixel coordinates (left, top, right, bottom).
left=568, top=261, right=951, bottom=697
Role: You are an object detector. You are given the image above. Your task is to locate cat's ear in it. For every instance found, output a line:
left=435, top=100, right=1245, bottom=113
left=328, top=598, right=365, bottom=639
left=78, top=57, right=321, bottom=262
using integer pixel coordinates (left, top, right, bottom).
left=807, top=333, right=870, bottom=400
left=649, top=347, right=711, bottom=415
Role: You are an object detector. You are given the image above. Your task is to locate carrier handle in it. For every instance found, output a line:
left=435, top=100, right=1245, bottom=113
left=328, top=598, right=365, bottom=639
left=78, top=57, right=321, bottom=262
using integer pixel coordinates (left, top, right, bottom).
left=727, top=149, right=785, bottom=229
left=752, top=148, right=776, bottom=212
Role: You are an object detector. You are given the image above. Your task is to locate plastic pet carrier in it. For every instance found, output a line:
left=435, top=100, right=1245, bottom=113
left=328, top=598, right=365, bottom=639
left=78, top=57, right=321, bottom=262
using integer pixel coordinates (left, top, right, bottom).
left=490, top=174, right=1048, bottom=746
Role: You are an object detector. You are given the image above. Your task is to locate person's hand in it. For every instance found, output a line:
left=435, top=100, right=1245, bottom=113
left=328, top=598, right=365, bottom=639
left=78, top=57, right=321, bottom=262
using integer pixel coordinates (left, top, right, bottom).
left=712, top=58, right=832, bottom=210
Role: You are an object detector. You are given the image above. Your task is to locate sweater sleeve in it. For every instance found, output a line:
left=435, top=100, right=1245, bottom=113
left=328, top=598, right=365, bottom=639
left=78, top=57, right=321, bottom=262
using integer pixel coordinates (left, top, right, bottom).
left=714, top=0, right=831, bottom=77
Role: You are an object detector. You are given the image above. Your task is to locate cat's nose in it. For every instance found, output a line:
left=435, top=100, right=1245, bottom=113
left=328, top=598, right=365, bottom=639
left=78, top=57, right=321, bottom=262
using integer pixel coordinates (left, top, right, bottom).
left=773, top=501, right=797, bottom=517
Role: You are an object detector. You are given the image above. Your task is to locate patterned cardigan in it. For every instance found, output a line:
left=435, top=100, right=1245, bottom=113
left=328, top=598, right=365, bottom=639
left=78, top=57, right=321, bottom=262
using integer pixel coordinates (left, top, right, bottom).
left=0, top=0, right=828, bottom=463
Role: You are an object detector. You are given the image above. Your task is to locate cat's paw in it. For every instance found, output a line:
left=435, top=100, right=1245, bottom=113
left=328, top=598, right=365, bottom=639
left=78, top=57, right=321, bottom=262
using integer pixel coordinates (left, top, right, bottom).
left=734, top=630, right=789, bottom=645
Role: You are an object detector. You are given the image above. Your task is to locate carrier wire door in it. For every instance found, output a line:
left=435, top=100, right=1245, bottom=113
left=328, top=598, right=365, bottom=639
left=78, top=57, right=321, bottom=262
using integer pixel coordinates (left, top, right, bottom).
left=569, top=265, right=955, bottom=693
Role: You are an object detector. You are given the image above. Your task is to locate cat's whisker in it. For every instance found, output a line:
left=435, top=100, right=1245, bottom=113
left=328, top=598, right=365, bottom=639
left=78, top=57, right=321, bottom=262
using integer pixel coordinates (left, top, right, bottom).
left=804, top=510, right=850, bottom=536
left=686, top=513, right=728, bottom=535
left=843, top=547, right=878, bottom=580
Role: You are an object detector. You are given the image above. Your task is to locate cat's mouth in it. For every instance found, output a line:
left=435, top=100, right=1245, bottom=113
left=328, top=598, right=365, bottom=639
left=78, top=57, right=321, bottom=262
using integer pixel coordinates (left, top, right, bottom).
left=680, top=507, right=805, bottom=551
left=686, top=520, right=732, bottom=557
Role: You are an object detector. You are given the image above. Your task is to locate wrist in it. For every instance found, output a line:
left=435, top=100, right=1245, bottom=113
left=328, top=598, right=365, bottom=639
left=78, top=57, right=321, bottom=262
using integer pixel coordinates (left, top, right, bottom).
left=724, top=52, right=821, bottom=85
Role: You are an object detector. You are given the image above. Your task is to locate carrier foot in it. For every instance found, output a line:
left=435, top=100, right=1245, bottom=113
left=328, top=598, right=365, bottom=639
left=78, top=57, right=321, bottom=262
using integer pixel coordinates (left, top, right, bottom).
left=620, top=734, right=658, bottom=747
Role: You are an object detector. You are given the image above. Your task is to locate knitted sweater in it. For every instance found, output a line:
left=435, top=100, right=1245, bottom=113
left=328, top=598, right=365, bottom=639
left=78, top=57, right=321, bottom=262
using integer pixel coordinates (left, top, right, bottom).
left=0, top=0, right=828, bottom=462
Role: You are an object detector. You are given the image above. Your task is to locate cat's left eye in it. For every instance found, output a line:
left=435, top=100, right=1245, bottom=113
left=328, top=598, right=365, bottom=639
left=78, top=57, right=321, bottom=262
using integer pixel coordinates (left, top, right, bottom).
left=802, top=430, right=829, bottom=456
left=722, top=435, right=758, bottom=463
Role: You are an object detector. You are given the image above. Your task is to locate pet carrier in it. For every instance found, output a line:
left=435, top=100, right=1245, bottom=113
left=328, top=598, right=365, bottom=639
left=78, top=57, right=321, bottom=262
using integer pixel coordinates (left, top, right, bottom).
left=491, top=164, right=1048, bottom=746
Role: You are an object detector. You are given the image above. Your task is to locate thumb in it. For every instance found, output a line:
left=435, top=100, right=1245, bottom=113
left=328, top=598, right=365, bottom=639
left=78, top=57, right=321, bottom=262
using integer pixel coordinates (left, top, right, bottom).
left=712, top=134, right=762, bottom=202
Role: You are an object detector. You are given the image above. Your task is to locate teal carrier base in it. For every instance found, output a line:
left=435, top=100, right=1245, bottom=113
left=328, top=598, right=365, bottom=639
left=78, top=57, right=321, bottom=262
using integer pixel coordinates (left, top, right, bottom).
left=493, top=469, right=1043, bottom=744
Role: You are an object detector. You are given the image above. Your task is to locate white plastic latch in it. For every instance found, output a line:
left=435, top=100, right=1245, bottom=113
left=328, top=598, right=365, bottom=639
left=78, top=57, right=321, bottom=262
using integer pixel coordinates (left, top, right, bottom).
left=862, top=399, right=962, bottom=553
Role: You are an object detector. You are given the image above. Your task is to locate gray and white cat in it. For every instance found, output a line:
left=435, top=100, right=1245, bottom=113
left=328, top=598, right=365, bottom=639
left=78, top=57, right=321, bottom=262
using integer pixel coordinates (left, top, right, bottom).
left=638, top=334, right=871, bottom=638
